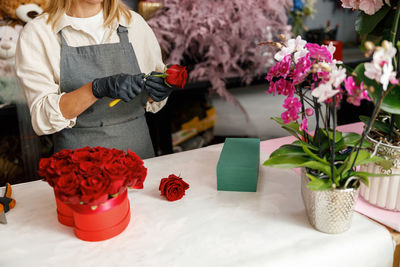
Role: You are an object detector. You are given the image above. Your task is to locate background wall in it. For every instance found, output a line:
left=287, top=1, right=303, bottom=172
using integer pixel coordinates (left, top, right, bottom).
left=304, top=0, right=358, bottom=44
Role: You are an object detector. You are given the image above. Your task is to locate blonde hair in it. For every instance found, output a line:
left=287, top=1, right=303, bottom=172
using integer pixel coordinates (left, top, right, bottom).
left=45, top=0, right=132, bottom=30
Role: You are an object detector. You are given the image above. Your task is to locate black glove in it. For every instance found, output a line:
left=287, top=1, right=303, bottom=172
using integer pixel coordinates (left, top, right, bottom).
left=145, top=72, right=175, bottom=102
left=92, top=73, right=145, bottom=102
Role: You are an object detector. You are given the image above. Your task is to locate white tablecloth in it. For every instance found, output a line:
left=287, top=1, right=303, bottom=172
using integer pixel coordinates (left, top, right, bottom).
left=0, top=144, right=395, bottom=267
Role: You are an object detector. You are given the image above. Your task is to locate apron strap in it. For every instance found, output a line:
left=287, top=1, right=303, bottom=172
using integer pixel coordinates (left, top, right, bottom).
left=117, top=25, right=130, bottom=44
left=59, top=30, right=68, bottom=46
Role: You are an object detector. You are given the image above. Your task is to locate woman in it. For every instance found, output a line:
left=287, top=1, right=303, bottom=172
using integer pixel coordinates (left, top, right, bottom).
left=15, top=0, right=172, bottom=159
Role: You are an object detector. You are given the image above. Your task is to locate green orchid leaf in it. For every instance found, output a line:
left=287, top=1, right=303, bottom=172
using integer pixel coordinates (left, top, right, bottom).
left=306, top=174, right=333, bottom=191
left=356, top=155, right=384, bottom=165
left=354, top=64, right=400, bottom=114
left=338, top=149, right=383, bottom=177
left=263, top=155, right=310, bottom=168
left=301, top=144, right=330, bottom=165
left=350, top=170, right=392, bottom=187
left=321, top=129, right=343, bottom=143
left=292, top=140, right=319, bottom=151
left=352, top=171, right=390, bottom=178
left=349, top=172, right=369, bottom=187
left=300, top=161, right=336, bottom=179
left=341, top=132, right=371, bottom=149
left=271, top=117, right=302, bottom=139
left=281, top=125, right=302, bottom=140
left=355, top=5, right=391, bottom=36
left=269, top=144, right=307, bottom=158
left=377, top=159, right=393, bottom=170
left=359, top=115, right=391, bottom=134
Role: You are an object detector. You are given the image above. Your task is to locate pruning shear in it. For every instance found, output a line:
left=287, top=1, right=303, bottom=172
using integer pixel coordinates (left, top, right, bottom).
left=0, top=183, right=15, bottom=224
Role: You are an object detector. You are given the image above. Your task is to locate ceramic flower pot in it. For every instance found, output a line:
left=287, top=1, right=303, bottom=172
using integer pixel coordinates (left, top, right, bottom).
left=55, top=190, right=131, bottom=242
left=301, top=168, right=359, bottom=234
left=359, top=136, right=400, bottom=211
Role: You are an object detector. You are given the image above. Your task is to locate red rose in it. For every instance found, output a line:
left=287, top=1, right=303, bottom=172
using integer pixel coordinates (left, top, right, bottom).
left=159, top=174, right=189, bottom=201
left=38, top=157, right=59, bottom=186
left=104, top=161, right=128, bottom=195
left=71, top=149, right=92, bottom=163
left=80, top=174, right=110, bottom=205
left=124, top=149, right=147, bottom=188
left=52, top=149, right=73, bottom=160
left=54, top=172, right=81, bottom=204
left=165, top=64, right=188, bottom=89
left=91, top=148, right=113, bottom=169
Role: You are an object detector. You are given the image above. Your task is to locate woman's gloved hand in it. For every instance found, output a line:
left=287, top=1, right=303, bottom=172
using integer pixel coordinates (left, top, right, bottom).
left=145, top=71, right=175, bottom=102
left=92, top=73, right=145, bottom=102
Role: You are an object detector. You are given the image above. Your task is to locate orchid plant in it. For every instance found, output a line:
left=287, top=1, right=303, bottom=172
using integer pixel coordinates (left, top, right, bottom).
left=340, top=0, right=400, bottom=147
left=263, top=35, right=386, bottom=191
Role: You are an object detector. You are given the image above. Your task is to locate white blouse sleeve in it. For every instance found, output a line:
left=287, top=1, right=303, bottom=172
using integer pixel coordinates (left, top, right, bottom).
left=15, top=22, right=76, bottom=136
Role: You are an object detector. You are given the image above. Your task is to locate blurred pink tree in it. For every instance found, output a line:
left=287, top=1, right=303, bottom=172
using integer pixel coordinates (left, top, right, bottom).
left=148, top=0, right=291, bottom=102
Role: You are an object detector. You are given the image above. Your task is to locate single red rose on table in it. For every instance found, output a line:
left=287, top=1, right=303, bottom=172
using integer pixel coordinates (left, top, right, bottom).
left=159, top=174, right=189, bottom=201
left=165, top=64, right=188, bottom=89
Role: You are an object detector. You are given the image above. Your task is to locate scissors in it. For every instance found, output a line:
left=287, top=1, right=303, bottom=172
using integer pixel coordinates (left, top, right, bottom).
left=0, top=183, right=15, bottom=224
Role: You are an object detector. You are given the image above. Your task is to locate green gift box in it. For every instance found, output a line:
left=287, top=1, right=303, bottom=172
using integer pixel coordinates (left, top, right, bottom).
left=217, top=138, right=260, bottom=192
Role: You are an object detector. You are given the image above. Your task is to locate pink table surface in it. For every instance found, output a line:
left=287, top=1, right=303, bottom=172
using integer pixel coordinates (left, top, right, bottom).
left=260, top=122, right=400, bottom=232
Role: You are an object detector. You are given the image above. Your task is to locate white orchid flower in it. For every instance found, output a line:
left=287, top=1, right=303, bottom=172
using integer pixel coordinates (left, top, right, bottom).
left=312, top=82, right=340, bottom=103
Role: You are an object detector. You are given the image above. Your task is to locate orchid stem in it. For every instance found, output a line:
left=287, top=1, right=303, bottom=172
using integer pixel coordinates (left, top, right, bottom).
left=346, top=89, right=384, bottom=178
left=389, top=114, right=395, bottom=142
left=331, top=98, right=336, bottom=185
left=390, top=0, right=400, bottom=70
left=313, top=97, right=322, bottom=157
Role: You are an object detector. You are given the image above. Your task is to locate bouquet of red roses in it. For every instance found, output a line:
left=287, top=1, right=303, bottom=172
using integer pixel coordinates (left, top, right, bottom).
left=38, top=146, right=147, bottom=207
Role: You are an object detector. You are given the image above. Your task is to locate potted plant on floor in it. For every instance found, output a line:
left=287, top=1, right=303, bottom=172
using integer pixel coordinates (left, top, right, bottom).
left=340, top=0, right=400, bottom=211
left=262, top=35, right=388, bottom=234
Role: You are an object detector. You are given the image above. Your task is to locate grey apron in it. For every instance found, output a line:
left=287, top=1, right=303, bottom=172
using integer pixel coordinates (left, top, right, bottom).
left=53, top=25, right=155, bottom=159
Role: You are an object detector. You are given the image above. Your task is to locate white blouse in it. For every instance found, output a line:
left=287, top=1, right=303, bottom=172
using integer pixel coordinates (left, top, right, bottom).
left=15, top=10, right=167, bottom=136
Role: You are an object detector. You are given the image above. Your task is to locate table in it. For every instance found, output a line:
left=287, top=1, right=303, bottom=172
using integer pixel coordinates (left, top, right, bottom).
left=0, top=144, right=395, bottom=267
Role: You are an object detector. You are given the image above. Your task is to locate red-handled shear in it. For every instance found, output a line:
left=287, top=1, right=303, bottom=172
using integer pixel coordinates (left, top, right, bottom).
left=0, top=183, right=15, bottom=224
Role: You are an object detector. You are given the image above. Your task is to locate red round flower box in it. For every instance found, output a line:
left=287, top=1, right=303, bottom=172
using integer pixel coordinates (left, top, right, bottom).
left=55, top=194, right=74, bottom=227
left=55, top=190, right=131, bottom=242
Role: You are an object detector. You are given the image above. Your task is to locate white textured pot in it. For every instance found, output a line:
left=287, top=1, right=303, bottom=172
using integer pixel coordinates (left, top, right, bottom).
left=301, top=168, right=359, bottom=234
left=359, top=136, right=400, bottom=211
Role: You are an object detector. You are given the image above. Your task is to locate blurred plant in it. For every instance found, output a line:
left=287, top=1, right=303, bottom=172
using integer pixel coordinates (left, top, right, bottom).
left=147, top=0, right=291, bottom=103
left=289, top=0, right=317, bottom=36
left=340, top=0, right=400, bottom=145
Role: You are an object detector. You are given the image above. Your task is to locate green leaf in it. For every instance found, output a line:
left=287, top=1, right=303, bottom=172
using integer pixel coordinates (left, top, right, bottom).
left=321, top=129, right=343, bottom=143
left=110, top=193, right=119, bottom=198
left=300, top=161, right=336, bottom=179
left=350, top=170, right=392, bottom=187
left=301, top=144, right=330, bottom=165
left=359, top=115, right=391, bottom=134
left=306, top=173, right=333, bottom=191
left=269, top=144, right=307, bottom=158
left=334, top=132, right=369, bottom=151
left=263, top=155, right=310, bottom=168
left=354, top=64, right=400, bottom=114
left=376, top=159, right=393, bottom=170
left=355, top=5, right=391, bottom=36
left=352, top=171, right=390, bottom=177
left=349, top=171, right=369, bottom=187
left=292, top=140, right=319, bottom=151
left=271, top=117, right=302, bottom=140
